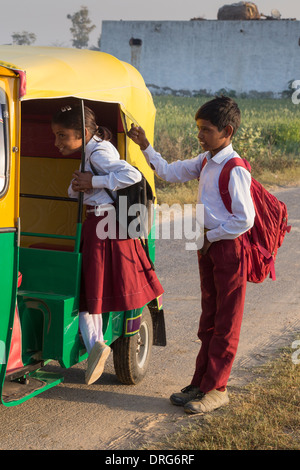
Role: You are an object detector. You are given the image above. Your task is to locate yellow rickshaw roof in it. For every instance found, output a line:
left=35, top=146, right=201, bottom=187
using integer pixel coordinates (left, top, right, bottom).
left=0, top=45, right=155, bottom=126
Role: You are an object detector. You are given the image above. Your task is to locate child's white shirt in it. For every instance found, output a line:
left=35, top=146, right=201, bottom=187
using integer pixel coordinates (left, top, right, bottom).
left=68, top=136, right=141, bottom=206
left=142, top=143, right=255, bottom=242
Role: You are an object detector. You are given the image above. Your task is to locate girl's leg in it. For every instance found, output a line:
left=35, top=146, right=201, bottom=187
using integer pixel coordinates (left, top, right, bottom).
left=79, top=311, right=110, bottom=385
left=91, top=314, right=104, bottom=343
left=79, top=311, right=103, bottom=354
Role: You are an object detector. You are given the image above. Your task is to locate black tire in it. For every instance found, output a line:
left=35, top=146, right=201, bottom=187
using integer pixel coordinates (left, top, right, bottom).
left=113, top=308, right=153, bottom=385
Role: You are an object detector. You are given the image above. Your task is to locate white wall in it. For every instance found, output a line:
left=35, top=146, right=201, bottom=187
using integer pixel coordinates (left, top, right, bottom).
left=101, top=20, right=300, bottom=96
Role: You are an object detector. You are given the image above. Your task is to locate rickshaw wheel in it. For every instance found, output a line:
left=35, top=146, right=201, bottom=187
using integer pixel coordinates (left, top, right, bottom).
left=113, top=308, right=153, bottom=385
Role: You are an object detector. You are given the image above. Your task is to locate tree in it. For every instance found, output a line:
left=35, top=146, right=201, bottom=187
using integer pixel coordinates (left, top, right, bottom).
left=67, top=6, right=96, bottom=49
left=12, top=31, right=36, bottom=45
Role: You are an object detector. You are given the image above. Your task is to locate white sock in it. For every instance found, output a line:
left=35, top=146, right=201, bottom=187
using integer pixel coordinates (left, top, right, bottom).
left=79, top=311, right=103, bottom=354
left=91, top=314, right=104, bottom=343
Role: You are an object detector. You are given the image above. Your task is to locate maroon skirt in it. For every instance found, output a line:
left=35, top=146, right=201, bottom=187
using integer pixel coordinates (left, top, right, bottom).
left=79, top=211, right=164, bottom=314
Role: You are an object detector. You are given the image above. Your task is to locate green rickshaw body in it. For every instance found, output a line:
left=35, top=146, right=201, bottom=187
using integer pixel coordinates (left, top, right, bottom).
left=0, top=46, right=164, bottom=407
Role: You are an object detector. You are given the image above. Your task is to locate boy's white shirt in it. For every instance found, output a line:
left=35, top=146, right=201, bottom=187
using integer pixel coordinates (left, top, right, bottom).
left=68, top=136, right=142, bottom=206
left=142, top=143, right=255, bottom=243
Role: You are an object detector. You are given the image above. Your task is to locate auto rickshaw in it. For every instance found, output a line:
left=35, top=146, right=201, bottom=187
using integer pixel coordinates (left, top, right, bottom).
left=0, top=45, right=165, bottom=407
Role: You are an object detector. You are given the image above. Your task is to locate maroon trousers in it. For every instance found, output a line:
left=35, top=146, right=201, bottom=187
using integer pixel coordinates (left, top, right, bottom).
left=190, top=237, right=247, bottom=393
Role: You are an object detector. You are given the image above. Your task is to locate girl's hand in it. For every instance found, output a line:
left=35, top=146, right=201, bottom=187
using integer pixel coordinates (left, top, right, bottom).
left=127, top=124, right=150, bottom=150
left=72, top=170, right=93, bottom=192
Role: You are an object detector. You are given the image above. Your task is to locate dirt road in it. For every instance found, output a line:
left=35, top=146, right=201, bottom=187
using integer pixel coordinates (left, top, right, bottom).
left=0, top=186, right=299, bottom=450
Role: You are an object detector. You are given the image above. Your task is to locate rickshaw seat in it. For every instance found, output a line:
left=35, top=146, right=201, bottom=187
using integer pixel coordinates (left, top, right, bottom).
left=29, top=242, right=74, bottom=252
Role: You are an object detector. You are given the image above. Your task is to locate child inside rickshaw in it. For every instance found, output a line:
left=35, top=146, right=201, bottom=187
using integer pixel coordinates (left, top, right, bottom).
left=51, top=105, right=164, bottom=386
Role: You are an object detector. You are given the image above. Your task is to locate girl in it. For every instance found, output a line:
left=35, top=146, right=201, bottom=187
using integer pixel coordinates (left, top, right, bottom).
left=51, top=105, right=164, bottom=385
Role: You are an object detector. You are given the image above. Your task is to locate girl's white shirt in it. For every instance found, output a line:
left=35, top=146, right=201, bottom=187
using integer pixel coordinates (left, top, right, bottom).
left=142, top=143, right=255, bottom=243
left=68, top=136, right=141, bottom=206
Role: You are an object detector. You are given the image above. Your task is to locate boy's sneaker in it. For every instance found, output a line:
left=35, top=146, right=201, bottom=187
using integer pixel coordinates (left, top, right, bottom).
left=184, top=388, right=229, bottom=414
left=85, top=341, right=111, bottom=385
left=170, top=385, right=204, bottom=406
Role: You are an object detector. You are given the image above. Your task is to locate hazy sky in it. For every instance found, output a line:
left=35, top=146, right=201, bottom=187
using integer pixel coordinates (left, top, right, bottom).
left=1, top=0, right=299, bottom=48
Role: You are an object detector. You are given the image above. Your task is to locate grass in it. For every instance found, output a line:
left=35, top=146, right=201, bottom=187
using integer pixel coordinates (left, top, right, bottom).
left=152, top=96, right=300, bottom=204
left=145, top=344, right=300, bottom=450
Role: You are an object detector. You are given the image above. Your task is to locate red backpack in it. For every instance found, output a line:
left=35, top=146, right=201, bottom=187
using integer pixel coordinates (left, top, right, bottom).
left=202, top=157, right=291, bottom=283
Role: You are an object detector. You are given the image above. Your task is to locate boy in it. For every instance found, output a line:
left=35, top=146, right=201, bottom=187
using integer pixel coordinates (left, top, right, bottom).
left=128, top=96, right=255, bottom=414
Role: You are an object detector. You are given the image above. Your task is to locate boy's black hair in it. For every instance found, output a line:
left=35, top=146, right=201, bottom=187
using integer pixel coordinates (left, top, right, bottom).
left=195, top=96, right=241, bottom=136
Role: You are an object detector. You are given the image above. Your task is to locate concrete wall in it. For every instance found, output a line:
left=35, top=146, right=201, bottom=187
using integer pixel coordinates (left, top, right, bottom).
left=101, top=20, right=300, bottom=96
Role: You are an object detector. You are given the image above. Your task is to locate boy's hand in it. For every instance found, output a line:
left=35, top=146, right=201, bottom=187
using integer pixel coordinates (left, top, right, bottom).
left=127, top=123, right=150, bottom=150
left=199, top=233, right=212, bottom=255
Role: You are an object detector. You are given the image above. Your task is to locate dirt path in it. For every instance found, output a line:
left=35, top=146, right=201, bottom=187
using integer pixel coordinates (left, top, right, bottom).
left=0, top=186, right=299, bottom=450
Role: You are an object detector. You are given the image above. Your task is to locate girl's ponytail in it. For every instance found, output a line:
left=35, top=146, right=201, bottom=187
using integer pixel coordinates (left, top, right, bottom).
left=95, top=125, right=112, bottom=142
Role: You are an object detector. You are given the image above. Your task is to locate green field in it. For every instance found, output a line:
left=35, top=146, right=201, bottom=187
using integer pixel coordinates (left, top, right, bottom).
left=152, top=96, right=300, bottom=204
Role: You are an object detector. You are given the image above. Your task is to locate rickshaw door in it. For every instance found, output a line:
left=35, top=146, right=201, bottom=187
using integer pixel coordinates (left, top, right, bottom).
left=0, top=70, right=20, bottom=397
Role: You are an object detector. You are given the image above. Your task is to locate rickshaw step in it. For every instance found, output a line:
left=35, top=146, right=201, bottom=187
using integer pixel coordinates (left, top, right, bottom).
left=5, top=360, right=45, bottom=381
left=2, top=370, right=64, bottom=405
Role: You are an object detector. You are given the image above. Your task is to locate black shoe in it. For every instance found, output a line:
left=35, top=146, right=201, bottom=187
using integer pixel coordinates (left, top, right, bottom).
left=170, top=385, right=204, bottom=406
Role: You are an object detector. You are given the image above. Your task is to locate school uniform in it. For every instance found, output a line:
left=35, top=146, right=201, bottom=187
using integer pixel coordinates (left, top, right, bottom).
left=68, top=136, right=164, bottom=316
left=142, top=143, right=255, bottom=393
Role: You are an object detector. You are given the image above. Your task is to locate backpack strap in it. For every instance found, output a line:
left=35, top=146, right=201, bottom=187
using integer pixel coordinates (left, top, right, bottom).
left=89, top=155, right=155, bottom=270
left=201, top=156, right=208, bottom=172
left=200, top=155, right=251, bottom=213
left=219, top=158, right=251, bottom=213
left=89, top=155, right=116, bottom=202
